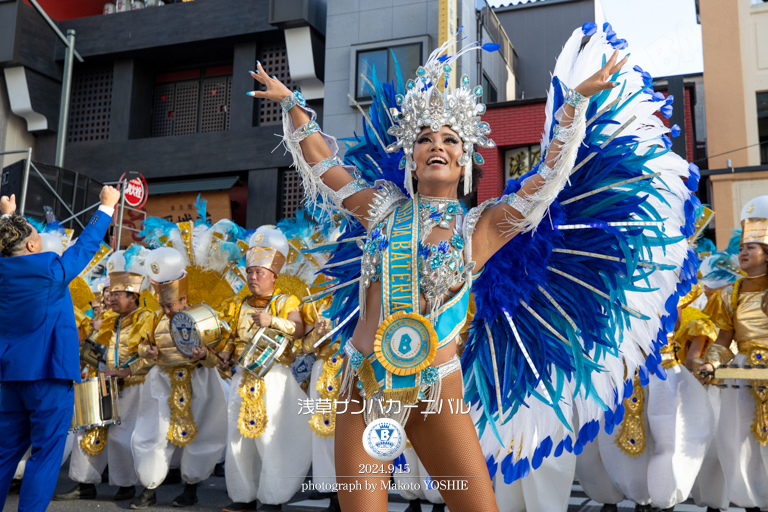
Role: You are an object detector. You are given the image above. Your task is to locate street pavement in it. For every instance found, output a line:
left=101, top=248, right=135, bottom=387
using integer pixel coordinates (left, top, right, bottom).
left=1, top=466, right=751, bottom=511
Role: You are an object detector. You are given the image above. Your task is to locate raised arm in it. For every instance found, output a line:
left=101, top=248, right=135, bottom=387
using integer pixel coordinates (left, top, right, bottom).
left=248, top=62, right=376, bottom=229
left=470, top=51, right=628, bottom=271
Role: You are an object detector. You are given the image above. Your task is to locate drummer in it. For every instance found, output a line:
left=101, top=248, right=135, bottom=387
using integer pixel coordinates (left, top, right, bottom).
left=130, top=247, right=227, bottom=509
left=220, top=227, right=311, bottom=512
left=54, top=250, right=155, bottom=502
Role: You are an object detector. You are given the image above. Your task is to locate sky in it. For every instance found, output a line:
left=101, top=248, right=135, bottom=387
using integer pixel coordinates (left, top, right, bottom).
left=487, top=0, right=704, bottom=78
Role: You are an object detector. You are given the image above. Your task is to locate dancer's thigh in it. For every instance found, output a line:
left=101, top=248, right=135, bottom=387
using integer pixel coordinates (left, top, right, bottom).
left=334, top=373, right=391, bottom=512
left=406, top=371, right=499, bottom=512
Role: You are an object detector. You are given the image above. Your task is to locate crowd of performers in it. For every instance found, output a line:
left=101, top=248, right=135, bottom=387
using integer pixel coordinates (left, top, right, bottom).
left=7, top=23, right=768, bottom=512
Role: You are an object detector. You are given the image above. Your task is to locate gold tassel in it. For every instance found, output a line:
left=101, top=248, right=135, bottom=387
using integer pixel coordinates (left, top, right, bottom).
left=382, top=387, right=420, bottom=405
left=357, top=359, right=380, bottom=400
left=166, top=367, right=198, bottom=447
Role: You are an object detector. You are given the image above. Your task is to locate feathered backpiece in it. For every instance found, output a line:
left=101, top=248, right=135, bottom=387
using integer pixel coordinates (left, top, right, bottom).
left=139, top=195, right=247, bottom=308
left=462, top=22, right=698, bottom=482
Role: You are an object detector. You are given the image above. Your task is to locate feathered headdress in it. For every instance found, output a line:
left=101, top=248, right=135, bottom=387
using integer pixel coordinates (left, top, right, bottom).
left=385, top=30, right=499, bottom=197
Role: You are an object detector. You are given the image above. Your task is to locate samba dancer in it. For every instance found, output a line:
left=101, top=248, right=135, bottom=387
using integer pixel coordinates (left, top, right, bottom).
left=248, top=22, right=697, bottom=512
left=697, top=196, right=768, bottom=512
left=129, top=246, right=228, bottom=508
left=55, top=249, right=156, bottom=502
left=221, top=227, right=309, bottom=512
left=0, top=187, right=117, bottom=512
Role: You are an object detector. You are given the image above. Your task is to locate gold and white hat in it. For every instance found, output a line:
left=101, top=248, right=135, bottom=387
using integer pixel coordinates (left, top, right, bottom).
left=741, top=196, right=768, bottom=246
left=145, top=247, right=189, bottom=304
left=245, top=226, right=289, bottom=275
left=107, top=248, right=146, bottom=293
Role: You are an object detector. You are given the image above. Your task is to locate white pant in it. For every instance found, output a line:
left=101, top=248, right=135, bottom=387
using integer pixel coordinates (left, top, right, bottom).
left=716, top=353, right=768, bottom=509
left=225, top=365, right=312, bottom=504
left=132, top=365, right=227, bottom=488
left=690, top=385, right=729, bottom=510
left=394, top=447, right=445, bottom=504
left=69, top=384, right=141, bottom=486
left=309, top=359, right=336, bottom=487
left=584, top=367, right=714, bottom=509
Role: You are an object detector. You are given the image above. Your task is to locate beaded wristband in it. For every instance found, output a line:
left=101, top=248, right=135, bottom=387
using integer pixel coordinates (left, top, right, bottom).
left=287, top=120, right=321, bottom=143
left=280, top=91, right=306, bottom=113
left=311, top=155, right=343, bottom=178
left=504, top=194, right=537, bottom=218
left=565, top=88, right=586, bottom=109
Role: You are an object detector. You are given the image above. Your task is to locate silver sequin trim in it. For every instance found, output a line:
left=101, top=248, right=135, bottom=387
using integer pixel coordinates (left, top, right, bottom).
left=538, top=162, right=556, bottom=180
left=504, top=194, right=537, bottom=217
left=287, top=120, right=321, bottom=143
left=335, top=178, right=370, bottom=203
left=311, top=155, right=343, bottom=178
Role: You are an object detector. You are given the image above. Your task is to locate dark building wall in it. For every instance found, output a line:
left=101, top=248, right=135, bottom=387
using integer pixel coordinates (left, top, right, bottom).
left=494, top=0, right=596, bottom=99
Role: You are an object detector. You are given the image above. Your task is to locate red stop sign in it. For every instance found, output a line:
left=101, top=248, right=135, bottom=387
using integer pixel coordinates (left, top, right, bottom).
left=118, top=173, right=148, bottom=208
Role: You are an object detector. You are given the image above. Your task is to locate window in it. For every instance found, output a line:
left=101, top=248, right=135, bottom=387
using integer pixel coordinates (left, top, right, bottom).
left=68, top=66, right=113, bottom=143
left=356, top=43, right=422, bottom=101
left=505, top=145, right=542, bottom=181
left=482, top=74, right=498, bottom=104
left=759, top=92, right=768, bottom=165
left=150, top=67, right=232, bottom=138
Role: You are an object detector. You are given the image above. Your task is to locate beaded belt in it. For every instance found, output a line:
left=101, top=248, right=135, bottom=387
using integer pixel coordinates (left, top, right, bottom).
left=341, top=342, right=461, bottom=426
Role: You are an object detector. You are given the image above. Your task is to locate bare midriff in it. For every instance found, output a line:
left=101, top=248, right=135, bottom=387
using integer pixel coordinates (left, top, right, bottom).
left=350, top=280, right=463, bottom=367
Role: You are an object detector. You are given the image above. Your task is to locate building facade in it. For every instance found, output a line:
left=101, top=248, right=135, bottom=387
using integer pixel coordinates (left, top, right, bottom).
left=322, top=0, right=518, bottom=154
left=698, top=0, right=768, bottom=247
left=0, top=0, right=326, bottom=232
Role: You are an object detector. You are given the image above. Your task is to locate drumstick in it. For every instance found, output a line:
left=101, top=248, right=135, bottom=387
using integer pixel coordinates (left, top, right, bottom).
left=145, top=331, right=154, bottom=348
left=305, top=287, right=319, bottom=318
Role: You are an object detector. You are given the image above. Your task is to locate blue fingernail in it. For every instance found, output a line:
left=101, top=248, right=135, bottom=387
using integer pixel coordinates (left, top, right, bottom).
left=249, top=70, right=255, bottom=74
left=247, top=91, right=254, bottom=96
left=613, top=81, right=620, bottom=87
left=257, top=60, right=260, bottom=64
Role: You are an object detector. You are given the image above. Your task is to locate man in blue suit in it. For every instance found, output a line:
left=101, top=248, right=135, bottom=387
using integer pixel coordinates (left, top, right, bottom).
left=0, top=186, right=119, bottom=511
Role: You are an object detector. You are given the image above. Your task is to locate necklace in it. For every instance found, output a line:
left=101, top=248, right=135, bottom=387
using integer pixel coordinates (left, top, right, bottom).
left=418, top=195, right=462, bottom=240
left=746, top=273, right=768, bottom=279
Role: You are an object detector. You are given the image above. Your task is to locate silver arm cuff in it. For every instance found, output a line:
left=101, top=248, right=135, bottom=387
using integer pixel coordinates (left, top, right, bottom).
left=552, top=124, right=578, bottom=144
left=311, top=155, right=344, bottom=178
left=538, top=162, right=557, bottom=180
left=287, top=120, right=321, bottom=143
left=504, top=194, right=539, bottom=218
left=335, top=178, right=370, bottom=203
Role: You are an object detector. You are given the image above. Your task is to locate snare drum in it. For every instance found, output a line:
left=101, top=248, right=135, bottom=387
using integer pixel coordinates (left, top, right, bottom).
left=170, top=303, right=227, bottom=357
left=236, top=327, right=292, bottom=378
left=71, top=374, right=121, bottom=432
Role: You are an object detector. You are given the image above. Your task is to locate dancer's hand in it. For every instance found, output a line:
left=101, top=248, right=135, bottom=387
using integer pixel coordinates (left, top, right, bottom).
left=696, top=362, right=714, bottom=384
left=574, top=49, right=628, bottom=98
left=219, top=351, right=231, bottom=365
left=246, top=61, right=293, bottom=103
